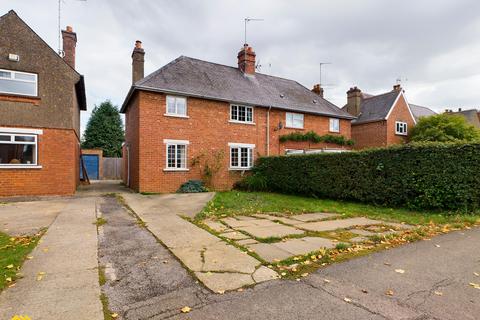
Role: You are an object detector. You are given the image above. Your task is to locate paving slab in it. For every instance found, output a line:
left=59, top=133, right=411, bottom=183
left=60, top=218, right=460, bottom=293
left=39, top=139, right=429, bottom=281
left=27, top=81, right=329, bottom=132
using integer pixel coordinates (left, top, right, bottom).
left=202, top=243, right=258, bottom=273
left=247, top=243, right=293, bottom=262
left=220, top=231, right=251, bottom=240
left=194, top=272, right=255, bottom=292
left=221, top=217, right=252, bottom=228
left=298, top=217, right=383, bottom=232
left=291, top=212, right=341, bottom=222
left=270, top=216, right=305, bottom=225
left=0, top=197, right=103, bottom=320
left=238, top=224, right=304, bottom=239
left=253, top=266, right=280, bottom=283
left=236, top=238, right=258, bottom=246
left=203, top=220, right=229, bottom=232
left=350, top=236, right=369, bottom=243
left=273, top=237, right=337, bottom=255
left=350, top=229, right=377, bottom=236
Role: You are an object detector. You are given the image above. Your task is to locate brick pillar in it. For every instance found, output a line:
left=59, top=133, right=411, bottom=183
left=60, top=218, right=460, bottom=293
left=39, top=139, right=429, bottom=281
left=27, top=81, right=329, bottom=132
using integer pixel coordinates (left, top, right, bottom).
left=132, top=40, right=145, bottom=84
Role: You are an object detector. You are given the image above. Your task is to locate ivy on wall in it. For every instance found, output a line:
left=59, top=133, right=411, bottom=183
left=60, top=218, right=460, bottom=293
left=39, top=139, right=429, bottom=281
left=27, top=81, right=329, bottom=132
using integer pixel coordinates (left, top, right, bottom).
left=279, top=131, right=355, bottom=146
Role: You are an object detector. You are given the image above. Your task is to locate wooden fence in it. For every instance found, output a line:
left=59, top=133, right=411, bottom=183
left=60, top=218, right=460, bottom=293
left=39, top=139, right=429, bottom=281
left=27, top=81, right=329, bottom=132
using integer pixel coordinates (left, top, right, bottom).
left=103, top=157, right=122, bottom=180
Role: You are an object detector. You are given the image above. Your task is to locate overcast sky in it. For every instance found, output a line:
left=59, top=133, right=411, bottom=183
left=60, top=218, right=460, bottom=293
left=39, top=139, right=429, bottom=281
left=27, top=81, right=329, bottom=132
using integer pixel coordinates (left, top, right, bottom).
left=2, top=0, right=480, bottom=133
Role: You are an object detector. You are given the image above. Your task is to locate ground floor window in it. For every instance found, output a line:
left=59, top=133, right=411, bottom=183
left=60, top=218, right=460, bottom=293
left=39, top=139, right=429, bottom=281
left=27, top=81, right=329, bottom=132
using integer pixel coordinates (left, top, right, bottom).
left=0, top=131, right=38, bottom=166
left=163, top=139, right=189, bottom=170
left=229, top=143, right=254, bottom=170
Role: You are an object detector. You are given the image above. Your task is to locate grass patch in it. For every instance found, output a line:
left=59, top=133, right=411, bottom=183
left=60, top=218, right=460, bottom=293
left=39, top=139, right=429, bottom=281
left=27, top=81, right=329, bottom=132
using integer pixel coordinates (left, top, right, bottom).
left=198, top=191, right=480, bottom=226
left=0, top=231, right=42, bottom=290
left=95, top=217, right=107, bottom=226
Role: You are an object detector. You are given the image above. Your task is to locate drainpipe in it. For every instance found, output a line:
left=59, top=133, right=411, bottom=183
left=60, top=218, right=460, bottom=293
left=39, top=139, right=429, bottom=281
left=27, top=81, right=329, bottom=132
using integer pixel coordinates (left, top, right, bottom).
left=266, top=106, right=272, bottom=156
left=126, top=144, right=130, bottom=187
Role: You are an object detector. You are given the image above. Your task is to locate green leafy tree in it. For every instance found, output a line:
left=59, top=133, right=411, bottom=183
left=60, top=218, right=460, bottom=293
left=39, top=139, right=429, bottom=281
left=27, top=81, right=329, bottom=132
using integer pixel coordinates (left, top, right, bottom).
left=409, top=113, right=480, bottom=143
left=82, top=101, right=124, bottom=157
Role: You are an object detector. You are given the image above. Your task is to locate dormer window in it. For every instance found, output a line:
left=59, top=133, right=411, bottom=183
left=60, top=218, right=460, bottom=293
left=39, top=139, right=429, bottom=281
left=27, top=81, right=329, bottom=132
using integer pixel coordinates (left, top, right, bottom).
left=0, top=69, right=37, bottom=97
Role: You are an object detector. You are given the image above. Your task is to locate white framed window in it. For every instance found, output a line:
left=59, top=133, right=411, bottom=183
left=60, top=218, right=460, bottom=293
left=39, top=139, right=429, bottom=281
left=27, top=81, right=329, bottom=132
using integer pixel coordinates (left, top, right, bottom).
left=0, top=130, right=40, bottom=168
left=228, top=143, right=254, bottom=170
left=0, top=69, right=38, bottom=97
left=163, top=139, right=189, bottom=171
left=329, top=118, right=340, bottom=133
left=286, top=112, right=304, bottom=129
left=285, top=149, right=305, bottom=155
left=165, top=95, right=187, bottom=117
left=230, top=105, right=254, bottom=124
left=395, top=121, right=408, bottom=135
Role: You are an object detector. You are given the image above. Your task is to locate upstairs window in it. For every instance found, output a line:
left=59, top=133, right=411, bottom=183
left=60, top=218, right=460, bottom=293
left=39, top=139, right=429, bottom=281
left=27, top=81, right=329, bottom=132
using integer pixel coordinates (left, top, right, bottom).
left=0, top=133, right=37, bottom=166
left=229, top=143, right=254, bottom=170
left=286, top=112, right=304, bottom=129
left=329, top=118, right=340, bottom=133
left=0, top=69, right=38, bottom=97
left=395, top=121, right=408, bottom=135
left=230, top=105, right=253, bottom=123
left=166, top=95, right=187, bottom=117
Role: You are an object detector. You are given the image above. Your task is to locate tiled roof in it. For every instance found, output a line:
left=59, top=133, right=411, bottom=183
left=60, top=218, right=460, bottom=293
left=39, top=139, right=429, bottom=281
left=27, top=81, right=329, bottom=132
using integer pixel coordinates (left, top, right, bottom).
left=352, top=90, right=400, bottom=124
left=447, top=109, right=480, bottom=128
left=121, top=56, right=354, bottom=119
left=409, top=104, right=437, bottom=121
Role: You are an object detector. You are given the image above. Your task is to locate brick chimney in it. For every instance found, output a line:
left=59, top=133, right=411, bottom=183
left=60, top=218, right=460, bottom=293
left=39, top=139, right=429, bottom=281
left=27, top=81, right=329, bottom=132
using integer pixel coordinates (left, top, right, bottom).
left=131, top=40, right=145, bottom=84
left=312, top=84, right=324, bottom=98
left=393, top=84, right=402, bottom=92
left=346, top=87, right=362, bottom=116
left=61, top=26, right=77, bottom=69
left=237, top=44, right=256, bottom=75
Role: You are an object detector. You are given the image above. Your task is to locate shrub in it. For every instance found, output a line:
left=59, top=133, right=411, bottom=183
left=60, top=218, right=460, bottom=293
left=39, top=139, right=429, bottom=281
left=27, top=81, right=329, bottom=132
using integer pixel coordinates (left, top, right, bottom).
left=409, top=114, right=480, bottom=143
left=279, top=131, right=354, bottom=146
left=238, top=143, right=480, bottom=211
left=177, top=180, right=208, bottom=193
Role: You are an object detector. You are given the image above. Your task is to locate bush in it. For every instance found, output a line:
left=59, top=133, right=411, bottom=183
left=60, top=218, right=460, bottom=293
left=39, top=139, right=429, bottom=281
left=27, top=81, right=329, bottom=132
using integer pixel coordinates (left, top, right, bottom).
left=237, top=143, right=480, bottom=211
left=409, top=114, right=480, bottom=143
left=177, top=180, right=208, bottom=193
left=279, top=131, right=354, bottom=146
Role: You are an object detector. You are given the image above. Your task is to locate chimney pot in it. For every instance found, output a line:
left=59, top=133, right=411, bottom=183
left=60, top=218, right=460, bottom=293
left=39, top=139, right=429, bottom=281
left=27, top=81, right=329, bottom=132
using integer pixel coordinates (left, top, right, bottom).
left=346, top=86, right=362, bottom=116
left=312, top=84, right=324, bottom=98
left=393, top=84, right=402, bottom=91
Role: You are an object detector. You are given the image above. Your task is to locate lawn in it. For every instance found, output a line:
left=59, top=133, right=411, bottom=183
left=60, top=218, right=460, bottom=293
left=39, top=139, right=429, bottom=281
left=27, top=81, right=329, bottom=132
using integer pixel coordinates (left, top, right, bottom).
left=197, top=191, right=480, bottom=226
left=0, top=231, right=42, bottom=290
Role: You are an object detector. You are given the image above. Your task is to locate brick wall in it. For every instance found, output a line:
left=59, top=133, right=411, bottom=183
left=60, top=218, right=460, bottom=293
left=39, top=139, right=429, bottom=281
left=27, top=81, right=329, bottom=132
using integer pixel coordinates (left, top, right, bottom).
left=0, top=128, right=78, bottom=197
left=126, top=91, right=352, bottom=193
left=386, top=94, right=415, bottom=145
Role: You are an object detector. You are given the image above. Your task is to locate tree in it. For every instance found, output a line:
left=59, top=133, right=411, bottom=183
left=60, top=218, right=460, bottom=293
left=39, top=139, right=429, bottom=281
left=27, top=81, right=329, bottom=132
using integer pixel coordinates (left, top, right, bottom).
left=409, top=113, right=480, bottom=143
left=82, top=101, right=124, bottom=157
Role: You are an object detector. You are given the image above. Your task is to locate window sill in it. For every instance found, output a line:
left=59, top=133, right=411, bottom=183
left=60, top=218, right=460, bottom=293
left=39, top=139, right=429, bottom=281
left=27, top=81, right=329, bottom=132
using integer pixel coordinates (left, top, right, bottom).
left=395, top=133, right=408, bottom=136
left=163, top=168, right=189, bottom=172
left=285, top=126, right=304, bottom=130
left=229, top=167, right=252, bottom=171
left=164, top=113, right=189, bottom=119
left=0, top=94, right=41, bottom=106
left=228, top=120, right=255, bottom=125
left=0, top=165, right=42, bottom=169
left=329, top=130, right=340, bottom=134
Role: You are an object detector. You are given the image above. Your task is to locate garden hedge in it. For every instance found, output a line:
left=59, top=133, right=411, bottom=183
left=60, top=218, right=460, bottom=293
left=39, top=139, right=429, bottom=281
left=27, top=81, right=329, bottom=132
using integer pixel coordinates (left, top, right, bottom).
left=237, top=143, right=480, bottom=211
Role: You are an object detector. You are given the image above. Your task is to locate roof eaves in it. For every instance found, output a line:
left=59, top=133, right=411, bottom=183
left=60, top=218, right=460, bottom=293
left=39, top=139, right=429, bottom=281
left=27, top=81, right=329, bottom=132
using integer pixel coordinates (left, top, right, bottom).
left=121, top=85, right=356, bottom=119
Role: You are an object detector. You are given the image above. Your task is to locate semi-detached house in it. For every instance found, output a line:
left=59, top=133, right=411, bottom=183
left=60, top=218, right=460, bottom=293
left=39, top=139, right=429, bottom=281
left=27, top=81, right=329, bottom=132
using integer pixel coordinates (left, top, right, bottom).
left=121, top=42, right=355, bottom=193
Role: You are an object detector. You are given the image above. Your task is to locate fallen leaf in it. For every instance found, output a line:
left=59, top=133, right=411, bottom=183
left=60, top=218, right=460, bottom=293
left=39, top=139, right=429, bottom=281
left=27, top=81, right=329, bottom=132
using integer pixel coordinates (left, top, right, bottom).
left=361, top=289, right=368, bottom=294
left=217, top=290, right=225, bottom=294
left=42, top=248, right=49, bottom=253
left=343, top=297, right=352, bottom=302
left=237, top=288, right=244, bottom=292
left=181, top=306, right=192, bottom=313
left=111, top=313, right=118, bottom=318
left=281, top=272, right=287, bottom=276
left=469, top=282, right=480, bottom=289
left=162, top=260, right=168, bottom=264
left=5, top=277, right=12, bottom=282
left=5, top=264, right=14, bottom=269
left=384, top=262, right=391, bottom=266
left=474, top=272, right=479, bottom=277
left=301, top=273, right=309, bottom=277
left=26, top=256, right=33, bottom=260
left=386, top=290, right=394, bottom=296
left=395, top=269, right=405, bottom=274
left=434, top=291, right=443, bottom=296
left=323, top=279, right=330, bottom=283
left=434, top=244, right=441, bottom=248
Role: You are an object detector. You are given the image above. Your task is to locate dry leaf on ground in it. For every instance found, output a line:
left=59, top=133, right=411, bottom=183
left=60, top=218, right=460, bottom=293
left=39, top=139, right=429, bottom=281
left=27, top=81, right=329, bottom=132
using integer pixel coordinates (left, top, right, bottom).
left=343, top=297, right=352, bottom=302
left=386, top=290, right=394, bottom=296
left=395, top=269, right=405, bottom=274
left=181, top=306, right=192, bottom=313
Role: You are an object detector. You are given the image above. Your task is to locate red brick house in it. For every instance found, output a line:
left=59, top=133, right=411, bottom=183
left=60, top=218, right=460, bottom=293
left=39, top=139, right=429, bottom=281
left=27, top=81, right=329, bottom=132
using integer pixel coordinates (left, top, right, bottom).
left=121, top=42, right=355, bottom=193
left=343, top=85, right=436, bottom=149
left=0, top=11, right=86, bottom=196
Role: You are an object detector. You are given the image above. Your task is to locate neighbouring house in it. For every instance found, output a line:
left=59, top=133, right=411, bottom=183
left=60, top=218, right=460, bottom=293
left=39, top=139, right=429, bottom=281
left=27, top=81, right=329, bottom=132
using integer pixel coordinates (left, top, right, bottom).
left=343, top=85, right=436, bottom=149
left=445, top=108, right=480, bottom=128
left=121, top=42, right=355, bottom=193
left=0, top=10, right=86, bottom=196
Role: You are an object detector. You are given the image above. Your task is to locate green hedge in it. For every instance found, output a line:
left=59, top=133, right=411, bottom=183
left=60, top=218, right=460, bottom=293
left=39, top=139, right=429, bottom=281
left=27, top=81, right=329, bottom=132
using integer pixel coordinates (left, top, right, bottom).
left=279, top=131, right=355, bottom=146
left=237, top=143, right=480, bottom=211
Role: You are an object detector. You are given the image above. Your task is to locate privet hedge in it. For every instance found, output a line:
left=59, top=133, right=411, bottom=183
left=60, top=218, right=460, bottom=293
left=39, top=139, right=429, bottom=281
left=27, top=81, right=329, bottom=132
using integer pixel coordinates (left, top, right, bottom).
left=237, top=143, right=480, bottom=211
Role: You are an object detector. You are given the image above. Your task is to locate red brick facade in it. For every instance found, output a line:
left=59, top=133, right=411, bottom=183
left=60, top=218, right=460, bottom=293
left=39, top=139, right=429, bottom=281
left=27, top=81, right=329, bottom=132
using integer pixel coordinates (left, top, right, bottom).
left=0, top=127, right=79, bottom=197
left=352, top=94, right=415, bottom=149
left=123, top=91, right=352, bottom=193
